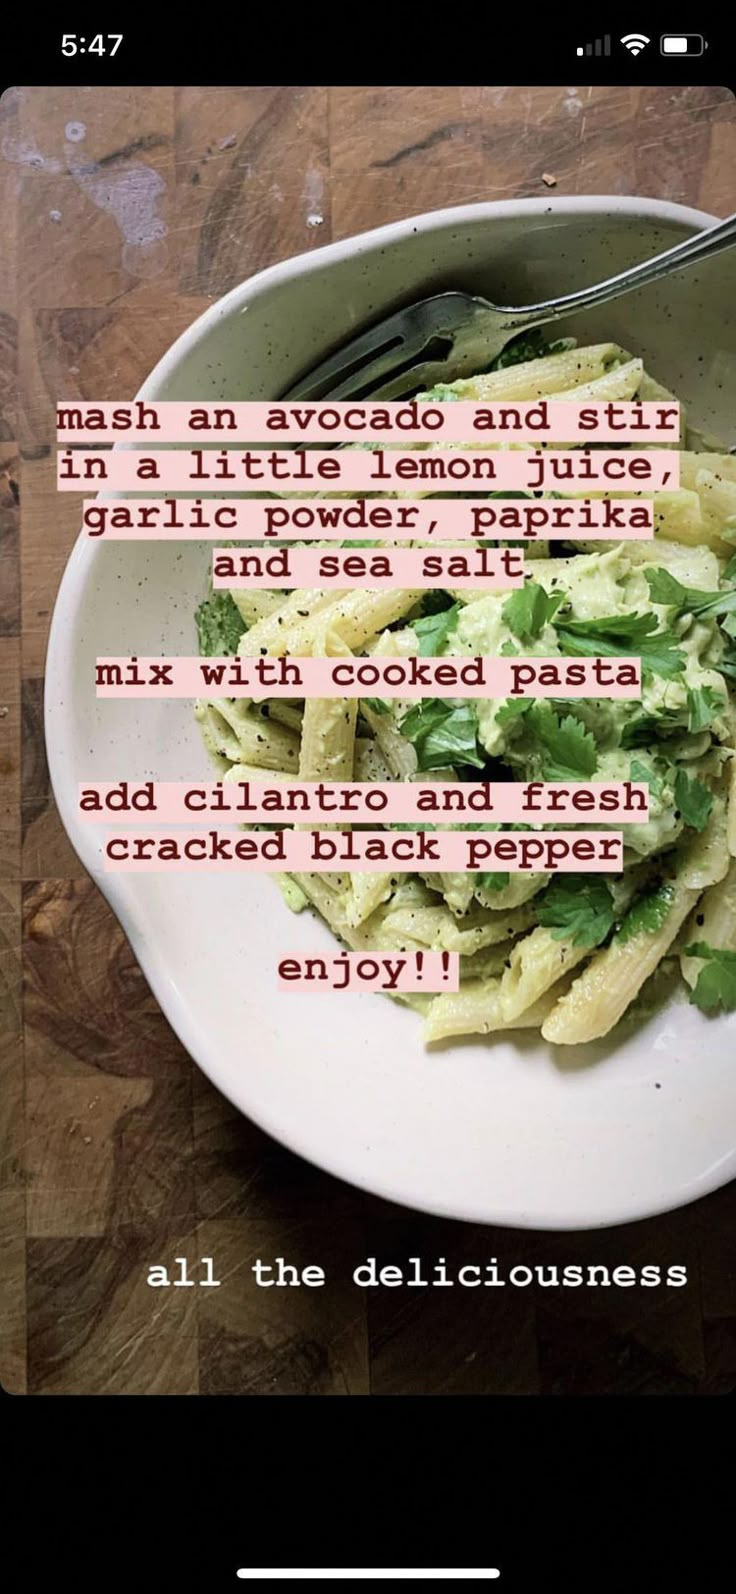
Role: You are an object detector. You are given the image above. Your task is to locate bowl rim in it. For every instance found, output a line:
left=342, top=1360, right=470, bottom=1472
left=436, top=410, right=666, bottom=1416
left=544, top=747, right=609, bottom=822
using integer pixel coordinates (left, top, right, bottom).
left=127, top=192, right=721, bottom=399
left=45, top=193, right=729, bottom=1230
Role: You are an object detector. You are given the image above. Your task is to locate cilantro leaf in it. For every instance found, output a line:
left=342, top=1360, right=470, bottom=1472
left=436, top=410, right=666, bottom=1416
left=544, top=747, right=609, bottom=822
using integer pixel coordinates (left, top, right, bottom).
left=618, top=685, right=722, bottom=743
left=419, top=332, right=573, bottom=386
left=477, top=872, right=511, bottom=893
left=674, top=769, right=713, bottom=832
left=683, top=942, right=736, bottom=1013
left=645, top=567, right=736, bottom=624
left=417, top=385, right=462, bottom=403
left=496, top=698, right=533, bottom=728
left=718, top=639, right=736, bottom=681
left=616, top=882, right=676, bottom=944
left=555, top=611, right=685, bottom=678
left=412, top=603, right=460, bottom=656
left=399, top=700, right=485, bottom=771
left=485, top=329, right=573, bottom=371
left=362, top=698, right=390, bottom=715
left=526, top=702, right=598, bottom=780
left=621, top=713, right=665, bottom=749
left=195, top=591, right=247, bottom=656
left=630, top=757, right=665, bottom=803
left=537, top=876, right=615, bottom=947
left=502, top=580, right=562, bottom=641
left=686, top=685, right=725, bottom=733
left=621, top=709, right=684, bottom=748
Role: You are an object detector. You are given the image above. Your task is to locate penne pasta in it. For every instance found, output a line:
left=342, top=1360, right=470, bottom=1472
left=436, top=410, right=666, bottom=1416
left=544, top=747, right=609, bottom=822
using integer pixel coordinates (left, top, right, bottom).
left=425, top=975, right=570, bottom=1042
left=448, top=344, right=625, bottom=401
left=192, top=338, right=736, bottom=1051
left=677, top=793, right=730, bottom=890
left=230, top=589, right=283, bottom=625
left=498, top=926, right=590, bottom=1022
left=243, top=587, right=424, bottom=659
left=542, top=880, right=699, bottom=1044
left=195, top=698, right=301, bottom=771
left=680, top=858, right=736, bottom=988
left=346, top=873, right=402, bottom=928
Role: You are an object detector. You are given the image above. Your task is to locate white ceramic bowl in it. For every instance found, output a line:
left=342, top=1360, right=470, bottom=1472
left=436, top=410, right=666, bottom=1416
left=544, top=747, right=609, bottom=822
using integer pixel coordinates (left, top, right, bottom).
left=46, top=197, right=736, bottom=1228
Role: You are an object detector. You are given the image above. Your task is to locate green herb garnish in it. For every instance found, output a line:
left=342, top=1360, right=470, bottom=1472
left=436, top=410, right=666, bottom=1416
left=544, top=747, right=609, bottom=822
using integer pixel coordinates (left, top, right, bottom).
left=195, top=591, right=247, bottom=656
left=645, top=567, right=736, bottom=625
left=674, top=769, right=713, bottom=832
left=554, top=611, right=684, bottom=678
left=502, top=580, right=562, bottom=642
left=525, top=702, right=598, bottom=780
left=537, top=876, right=615, bottom=947
left=686, top=686, right=725, bottom=733
left=683, top=942, right=736, bottom=1013
left=412, top=603, right=460, bottom=656
left=485, top=330, right=573, bottom=370
left=616, top=883, right=675, bottom=944
left=399, top=700, right=484, bottom=771
left=630, top=758, right=666, bottom=803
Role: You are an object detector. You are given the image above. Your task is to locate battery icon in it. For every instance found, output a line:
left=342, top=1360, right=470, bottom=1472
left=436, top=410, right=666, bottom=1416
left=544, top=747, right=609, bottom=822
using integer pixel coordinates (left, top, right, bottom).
left=660, top=34, right=707, bottom=54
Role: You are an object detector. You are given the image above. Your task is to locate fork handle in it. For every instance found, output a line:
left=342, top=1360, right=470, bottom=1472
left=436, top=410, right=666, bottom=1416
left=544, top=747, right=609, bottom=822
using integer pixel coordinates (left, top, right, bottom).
left=491, top=210, right=736, bottom=331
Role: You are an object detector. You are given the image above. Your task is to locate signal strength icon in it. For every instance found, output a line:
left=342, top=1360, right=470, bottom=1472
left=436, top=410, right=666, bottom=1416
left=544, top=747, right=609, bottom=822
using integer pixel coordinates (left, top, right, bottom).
left=576, top=35, right=611, bottom=56
left=621, top=32, right=651, bottom=55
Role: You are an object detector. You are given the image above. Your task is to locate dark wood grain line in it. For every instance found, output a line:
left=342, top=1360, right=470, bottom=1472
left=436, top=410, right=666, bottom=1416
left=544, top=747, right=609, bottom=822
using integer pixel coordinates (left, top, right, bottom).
left=20, top=678, right=46, bottom=842
left=0, top=879, right=23, bottom=1195
left=27, top=1229, right=199, bottom=1394
left=366, top=1218, right=540, bottom=1395
left=197, top=1217, right=369, bottom=1395
left=23, top=878, right=192, bottom=1078
left=0, top=447, right=19, bottom=636
left=184, top=87, right=330, bottom=297
left=372, top=124, right=467, bottom=168
left=96, top=133, right=170, bottom=169
left=20, top=677, right=82, bottom=879
left=0, top=1191, right=26, bottom=1392
left=0, top=637, right=20, bottom=879
left=0, top=878, right=24, bottom=1392
left=0, top=316, right=17, bottom=443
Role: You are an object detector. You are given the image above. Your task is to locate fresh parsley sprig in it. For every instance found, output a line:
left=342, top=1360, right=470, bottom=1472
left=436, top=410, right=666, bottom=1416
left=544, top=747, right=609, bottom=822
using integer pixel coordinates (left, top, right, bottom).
left=399, top=700, right=485, bottom=771
left=477, top=872, right=511, bottom=893
left=195, top=591, right=247, bottom=656
left=673, top=769, right=713, bottom=832
left=554, top=611, right=685, bottom=678
left=524, top=702, right=598, bottom=780
left=630, top=758, right=666, bottom=803
left=412, top=604, right=460, bottom=656
left=686, top=685, right=726, bottom=733
left=537, top=877, right=615, bottom=947
left=645, top=567, right=736, bottom=624
left=616, top=883, right=675, bottom=944
left=684, top=942, right=736, bottom=1013
left=502, top=580, right=562, bottom=642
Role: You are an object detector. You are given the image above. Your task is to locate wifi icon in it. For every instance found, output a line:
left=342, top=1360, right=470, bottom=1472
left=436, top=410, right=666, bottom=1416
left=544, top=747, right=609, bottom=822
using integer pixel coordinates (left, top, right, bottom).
left=621, top=32, right=651, bottom=55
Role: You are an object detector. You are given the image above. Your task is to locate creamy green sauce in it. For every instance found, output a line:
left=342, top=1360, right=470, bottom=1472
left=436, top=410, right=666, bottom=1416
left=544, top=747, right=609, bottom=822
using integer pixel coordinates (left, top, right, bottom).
left=391, top=544, right=731, bottom=865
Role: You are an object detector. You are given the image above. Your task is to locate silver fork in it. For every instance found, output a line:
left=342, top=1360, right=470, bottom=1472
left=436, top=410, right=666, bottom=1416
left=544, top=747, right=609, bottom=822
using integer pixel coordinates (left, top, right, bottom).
left=282, top=211, right=736, bottom=402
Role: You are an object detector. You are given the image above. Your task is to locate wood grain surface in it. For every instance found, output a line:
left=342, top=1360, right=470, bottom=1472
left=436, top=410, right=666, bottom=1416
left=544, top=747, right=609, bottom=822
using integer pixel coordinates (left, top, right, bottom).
left=2, top=83, right=736, bottom=1396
